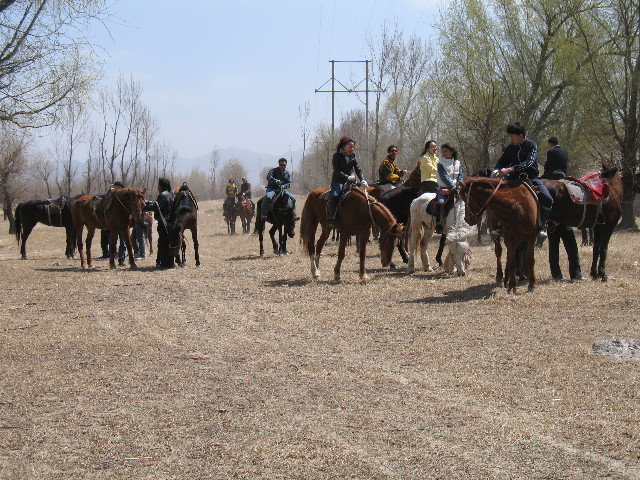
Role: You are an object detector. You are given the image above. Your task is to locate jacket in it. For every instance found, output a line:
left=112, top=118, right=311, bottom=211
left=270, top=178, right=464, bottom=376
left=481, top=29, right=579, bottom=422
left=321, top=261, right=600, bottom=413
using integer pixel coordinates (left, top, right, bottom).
left=156, top=190, right=174, bottom=222
left=266, top=167, right=291, bottom=191
left=437, top=158, right=464, bottom=189
left=226, top=184, right=238, bottom=196
left=542, top=146, right=568, bottom=179
left=331, top=152, right=363, bottom=184
left=419, top=152, right=438, bottom=183
left=378, top=156, right=403, bottom=184
left=495, top=139, right=540, bottom=180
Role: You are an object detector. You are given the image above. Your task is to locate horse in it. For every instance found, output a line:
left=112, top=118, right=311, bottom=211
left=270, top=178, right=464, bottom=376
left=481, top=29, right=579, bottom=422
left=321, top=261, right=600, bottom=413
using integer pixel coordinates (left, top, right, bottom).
left=255, top=187, right=297, bottom=256
left=238, top=193, right=254, bottom=234
left=168, top=184, right=200, bottom=267
left=14, top=196, right=78, bottom=259
left=299, top=183, right=403, bottom=282
left=71, top=188, right=147, bottom=270
left=223, top=196, right=239, bottom=234
left=542, top=167, right=622, bottom=281
left=459, top=178, right=538, bottom=294
left=406, top=193, right=471, bottom=276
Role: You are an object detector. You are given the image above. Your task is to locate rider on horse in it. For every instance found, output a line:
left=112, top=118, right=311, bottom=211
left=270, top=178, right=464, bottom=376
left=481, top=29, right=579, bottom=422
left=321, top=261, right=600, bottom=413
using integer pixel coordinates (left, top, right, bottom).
left=260, top=158, right=296, bottom=221
left=435, top=143, right=464, bottom=234
left=378, top=145, right=407, bottom=194
left=492, top=122, right=553, bottom=239
left=223, top=179, right=238, bottom=216
left=240, top=177, right=255, bottom=213
left=327, top=136, right=368, bottom=227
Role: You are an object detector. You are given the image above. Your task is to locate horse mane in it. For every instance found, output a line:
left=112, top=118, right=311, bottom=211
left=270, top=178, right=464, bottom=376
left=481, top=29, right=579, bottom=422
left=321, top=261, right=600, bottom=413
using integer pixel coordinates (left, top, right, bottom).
left=350, top=187, right=398, bottom=227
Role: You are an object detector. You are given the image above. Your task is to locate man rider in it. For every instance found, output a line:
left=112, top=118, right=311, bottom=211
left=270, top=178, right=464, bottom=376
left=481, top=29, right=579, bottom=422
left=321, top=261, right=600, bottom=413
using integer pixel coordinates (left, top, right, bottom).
left=261, top=158, right=296, bottom=221
left=156, top=177, right=175, bottom=269
left=378, top=145, right=407, bottom=193
left=240, top=177, right=255, bottom=213
left=492, top=122, right=553, bottom=239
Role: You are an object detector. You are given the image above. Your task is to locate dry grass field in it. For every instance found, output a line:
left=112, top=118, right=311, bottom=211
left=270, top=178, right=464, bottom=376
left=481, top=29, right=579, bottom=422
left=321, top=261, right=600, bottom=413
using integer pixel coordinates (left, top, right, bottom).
left=1, top=198, right=639, bottom=479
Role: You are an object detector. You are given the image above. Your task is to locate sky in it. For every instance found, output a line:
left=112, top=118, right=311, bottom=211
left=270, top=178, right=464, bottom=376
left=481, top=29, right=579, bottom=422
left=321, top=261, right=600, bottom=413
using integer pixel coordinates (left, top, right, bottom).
left=88, top=0, right=443, bottom=159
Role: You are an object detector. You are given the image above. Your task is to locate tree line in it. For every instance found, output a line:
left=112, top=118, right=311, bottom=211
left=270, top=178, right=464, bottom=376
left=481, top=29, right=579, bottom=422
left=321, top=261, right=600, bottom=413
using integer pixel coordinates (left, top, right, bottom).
left=295, top=0, right=639, bottom=228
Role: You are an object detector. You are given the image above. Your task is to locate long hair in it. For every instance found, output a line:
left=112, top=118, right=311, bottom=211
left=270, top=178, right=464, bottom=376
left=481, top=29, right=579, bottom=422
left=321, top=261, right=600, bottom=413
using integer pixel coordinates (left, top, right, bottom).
left=336, top=136, right=355, bottom=153
left=420, top=140, right=436, bottom=156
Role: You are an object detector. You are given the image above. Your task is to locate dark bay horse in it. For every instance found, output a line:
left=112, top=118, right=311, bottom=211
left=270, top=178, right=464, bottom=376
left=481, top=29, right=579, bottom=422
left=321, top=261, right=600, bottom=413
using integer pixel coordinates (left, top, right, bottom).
left=238, top=193, right=254, bottom=234
left=255, top=187, right=297, bottom=256
left=168, top=184, right=200, bottom=267
left=460, top=178, right=538, bottom=294
left=300, top=185, right=404, bottom=282
left=71, top=188, right=147, bottom=270
left=542, top=168, right=622, bottom=281
left=223, top=197, right=239, bottom=234
left=14, top=196, right=78, bottom=259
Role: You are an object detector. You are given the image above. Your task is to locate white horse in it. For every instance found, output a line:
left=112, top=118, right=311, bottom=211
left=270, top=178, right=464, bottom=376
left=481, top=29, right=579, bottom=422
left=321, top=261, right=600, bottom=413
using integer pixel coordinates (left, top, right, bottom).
left=407, top=193, right=471, bottom=275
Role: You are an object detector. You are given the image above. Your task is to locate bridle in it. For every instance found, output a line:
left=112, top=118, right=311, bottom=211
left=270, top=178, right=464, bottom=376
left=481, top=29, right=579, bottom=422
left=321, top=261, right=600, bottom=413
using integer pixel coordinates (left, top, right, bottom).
left=465, top=180, right=502, bottom=217
left=114, top=190, right=144, bottom=221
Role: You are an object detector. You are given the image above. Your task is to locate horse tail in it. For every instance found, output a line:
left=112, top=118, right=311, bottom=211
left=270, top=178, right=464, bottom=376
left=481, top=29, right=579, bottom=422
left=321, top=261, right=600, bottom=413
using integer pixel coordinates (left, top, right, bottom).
left=14, top=203, right=22, bottom=242
left=299, top=193, right=320, bottom=257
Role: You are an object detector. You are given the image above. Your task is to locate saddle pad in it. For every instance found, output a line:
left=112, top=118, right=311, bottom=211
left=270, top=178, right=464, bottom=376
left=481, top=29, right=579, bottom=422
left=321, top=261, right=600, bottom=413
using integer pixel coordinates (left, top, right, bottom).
left=425, top=198, right=437, bottom=215
left=579, top=171, right=609, bottom=201
left=559, top=179, right=609, bottom=205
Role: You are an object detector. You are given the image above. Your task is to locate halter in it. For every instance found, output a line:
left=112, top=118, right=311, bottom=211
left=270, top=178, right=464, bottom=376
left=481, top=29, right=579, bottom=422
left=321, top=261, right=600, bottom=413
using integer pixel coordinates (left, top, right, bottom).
left=114, top=190, right=144, bottom=221
left=465, top=180, right=502, bottom=217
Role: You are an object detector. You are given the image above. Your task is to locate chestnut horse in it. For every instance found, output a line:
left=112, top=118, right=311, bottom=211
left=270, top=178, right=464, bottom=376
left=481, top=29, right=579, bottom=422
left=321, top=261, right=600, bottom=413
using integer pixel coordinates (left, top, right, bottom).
left=238, top=193, right=254, bottom=234
left=71, top=188, right=147, bottom=269
left=168, top=184, right=200, bottom=267
left=300, top=184, right=404, bottom=282
left=542, top=168, right=622, bottom=281
left=459, top=178, right=538, bottom=294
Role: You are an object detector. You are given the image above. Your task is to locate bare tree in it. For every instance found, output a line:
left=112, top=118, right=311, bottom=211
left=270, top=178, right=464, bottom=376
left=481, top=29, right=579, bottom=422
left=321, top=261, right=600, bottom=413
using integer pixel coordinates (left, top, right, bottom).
left=209, top=146, right=221, bottom=198
left=53, top=97, right=89, bottom=196
left=0, top=125, right=30, bottom=232
left=0, top=1, right=107, bottom=127
left=33, top=153, right=55, bottom=198
left=218, top=158, right=247, bottom=195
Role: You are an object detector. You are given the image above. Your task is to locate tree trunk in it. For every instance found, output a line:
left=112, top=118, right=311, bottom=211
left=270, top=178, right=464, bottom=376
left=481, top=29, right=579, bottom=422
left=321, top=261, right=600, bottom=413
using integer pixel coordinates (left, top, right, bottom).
left=619, top=170, right=638, bottom=229
left=4, top=198, right=15, bottom=234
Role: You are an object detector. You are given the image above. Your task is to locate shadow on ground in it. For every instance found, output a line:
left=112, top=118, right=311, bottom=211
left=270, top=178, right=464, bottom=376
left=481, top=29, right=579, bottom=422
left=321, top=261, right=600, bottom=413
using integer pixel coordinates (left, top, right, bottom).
left=402, top=282, right=498, bottom=304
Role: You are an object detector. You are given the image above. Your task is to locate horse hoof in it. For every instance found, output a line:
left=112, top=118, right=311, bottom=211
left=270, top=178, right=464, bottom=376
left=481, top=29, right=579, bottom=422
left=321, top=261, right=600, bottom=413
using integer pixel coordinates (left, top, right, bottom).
left=360, top=274, right=370, bottom=283
left=528, top=287, right=536, bottom=294
left=130, top=264, right=138, bottom=270
left=21, top=256, right=28, bottom=260
left=389, top=263, right=396, bottom=270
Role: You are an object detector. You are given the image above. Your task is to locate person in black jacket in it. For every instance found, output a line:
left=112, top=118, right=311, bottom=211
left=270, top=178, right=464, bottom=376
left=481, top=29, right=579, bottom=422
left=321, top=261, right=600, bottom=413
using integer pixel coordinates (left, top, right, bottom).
left=327, top=136, right=367, bottom=227
left=542, top=137, right=586, bottom=281
left=492, top=122, right=553, bottom=238
left=541, top=137, right=568, bottom=180
left=155, top=177, right=175, bottom=269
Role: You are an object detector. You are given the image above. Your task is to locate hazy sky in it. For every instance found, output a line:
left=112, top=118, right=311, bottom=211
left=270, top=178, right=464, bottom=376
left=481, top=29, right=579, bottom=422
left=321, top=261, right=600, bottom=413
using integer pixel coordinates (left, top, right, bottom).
left=91, top=0, right=442, bottom=158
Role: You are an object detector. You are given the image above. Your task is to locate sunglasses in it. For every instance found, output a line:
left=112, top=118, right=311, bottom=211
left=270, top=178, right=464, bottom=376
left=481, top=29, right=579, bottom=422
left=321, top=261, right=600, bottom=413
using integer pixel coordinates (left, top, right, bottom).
left=390, top=150, right=398, bottom=153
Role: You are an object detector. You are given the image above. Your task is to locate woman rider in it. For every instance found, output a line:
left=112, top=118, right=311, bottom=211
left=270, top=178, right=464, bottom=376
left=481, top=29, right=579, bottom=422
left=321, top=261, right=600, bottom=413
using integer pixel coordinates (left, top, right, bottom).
left=435, top=143, right=464, bottom=234
left=418, top=140, right=439, bottom=194
left=327, top=136, right=368, bottom=227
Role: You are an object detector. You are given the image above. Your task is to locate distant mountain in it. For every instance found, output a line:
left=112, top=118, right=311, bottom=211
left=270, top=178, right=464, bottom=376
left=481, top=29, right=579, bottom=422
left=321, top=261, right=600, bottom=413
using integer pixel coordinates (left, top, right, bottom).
left=174, top=146, right=304, bottom=186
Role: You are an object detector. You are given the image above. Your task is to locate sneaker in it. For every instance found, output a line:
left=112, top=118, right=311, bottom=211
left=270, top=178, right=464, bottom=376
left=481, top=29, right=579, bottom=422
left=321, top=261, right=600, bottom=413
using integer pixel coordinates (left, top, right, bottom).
left=134, top=256, right=144, bottom=261
left=571, top=274, right=587, bottom=281
left=435, top=224, right=443, bottom=235
left=491, top=227, right=502, bottom=236
left=537, top=228, right=548, bottom=239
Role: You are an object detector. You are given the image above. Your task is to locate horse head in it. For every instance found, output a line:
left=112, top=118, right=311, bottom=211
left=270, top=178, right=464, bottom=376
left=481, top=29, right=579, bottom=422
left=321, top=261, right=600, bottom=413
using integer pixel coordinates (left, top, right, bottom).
left=121, top=188, right=147, bottom=225
left=379, top=223, right=404, bottom=268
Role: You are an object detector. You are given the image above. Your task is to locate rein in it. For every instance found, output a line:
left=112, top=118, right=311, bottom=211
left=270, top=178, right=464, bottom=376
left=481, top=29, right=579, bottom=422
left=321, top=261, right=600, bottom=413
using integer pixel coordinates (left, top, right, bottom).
left=466, top=180, right=502, bottom=217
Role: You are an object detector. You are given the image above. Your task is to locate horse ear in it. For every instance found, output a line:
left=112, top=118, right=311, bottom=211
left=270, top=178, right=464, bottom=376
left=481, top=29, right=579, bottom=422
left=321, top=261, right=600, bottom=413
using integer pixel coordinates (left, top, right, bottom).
left=142, top=188, right=147, bottom=195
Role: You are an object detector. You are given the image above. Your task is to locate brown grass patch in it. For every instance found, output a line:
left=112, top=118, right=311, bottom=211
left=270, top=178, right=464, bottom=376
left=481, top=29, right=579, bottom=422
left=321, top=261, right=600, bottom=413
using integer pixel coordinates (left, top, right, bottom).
left=0, top=199, right=639, bottom=479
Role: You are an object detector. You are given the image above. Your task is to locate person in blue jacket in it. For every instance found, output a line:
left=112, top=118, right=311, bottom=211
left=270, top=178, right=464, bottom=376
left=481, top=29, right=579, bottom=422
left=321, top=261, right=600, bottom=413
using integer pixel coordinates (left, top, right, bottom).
left=260, top=158, right=296, bottom=221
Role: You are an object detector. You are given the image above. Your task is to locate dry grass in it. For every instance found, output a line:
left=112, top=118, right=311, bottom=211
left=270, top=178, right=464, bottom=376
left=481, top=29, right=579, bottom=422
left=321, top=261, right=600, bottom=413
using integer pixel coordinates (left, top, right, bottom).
left=0, top=199, right=639, bottom=479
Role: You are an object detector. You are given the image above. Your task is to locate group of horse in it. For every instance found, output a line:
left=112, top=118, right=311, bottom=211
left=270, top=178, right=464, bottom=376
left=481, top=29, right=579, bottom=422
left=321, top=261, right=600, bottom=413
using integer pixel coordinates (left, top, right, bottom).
left=13, top=183, right=200, bottom=270
left=296, top=163, right=623, bottom=293
left=223, top=193, right=254, bottom=234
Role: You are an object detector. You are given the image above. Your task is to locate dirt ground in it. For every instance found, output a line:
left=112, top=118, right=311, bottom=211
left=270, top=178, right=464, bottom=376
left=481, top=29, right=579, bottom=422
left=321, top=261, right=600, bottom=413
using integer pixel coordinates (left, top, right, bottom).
left=1, top=198, right=639, bottom=479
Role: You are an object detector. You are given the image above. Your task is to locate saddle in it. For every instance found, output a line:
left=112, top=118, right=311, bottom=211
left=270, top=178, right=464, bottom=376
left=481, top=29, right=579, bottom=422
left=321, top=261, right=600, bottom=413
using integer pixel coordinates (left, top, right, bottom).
left=559, top=171, right=610, bottom=205
left=45, top=196, right=67, bottom=226
left=425, top=192, right=454, bottom=217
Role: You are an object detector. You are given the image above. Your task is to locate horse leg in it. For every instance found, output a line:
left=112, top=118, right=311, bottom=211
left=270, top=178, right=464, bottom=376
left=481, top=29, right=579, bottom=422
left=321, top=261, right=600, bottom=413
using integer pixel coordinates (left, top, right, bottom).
left=504, top=237, right=517, bottom=295
left=191, top=227, right=200, bottom=267
left=435, top=234, right=446, bottom=266
left=334, top=235, right=348, bottom=282
left=65, top=224, right=76, bottom=259
left=258, top=220, right=265, bottom=257
left=19, top=222, right=35, bottom=260
left=76, top=224, right=86, bottom=269
left=86, top=227, right=96, bottom=269
left=270, top=224, right=279, bottom=255
left=122, top=228, right=138, bottom=269
left=407, top=219, right=421, bottom=273
left=420, top=228, right=434, bottom=272
left=311, top=228, right=331, bottom=279
left=107, top=230, right=119, bottom=269
left=526, top=240, right=537, bottom=293
left=493, top=237, right=504, bottom=284
left=593, top=224, right=613, bottom=281
left=590, top=225, right=602, bottom=280
left=280, top=227, right=289, bottom=255
left=358, top=234, right=369, bottom=282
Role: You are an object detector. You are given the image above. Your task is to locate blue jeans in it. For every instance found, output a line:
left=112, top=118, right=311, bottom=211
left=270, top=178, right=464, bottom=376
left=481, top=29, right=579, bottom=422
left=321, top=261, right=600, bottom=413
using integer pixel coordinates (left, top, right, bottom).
left=330, top=181, right=343, bottom=197
left=531, top=177, right=553, bottom=210
left=131, top=224, right=145, bottom=258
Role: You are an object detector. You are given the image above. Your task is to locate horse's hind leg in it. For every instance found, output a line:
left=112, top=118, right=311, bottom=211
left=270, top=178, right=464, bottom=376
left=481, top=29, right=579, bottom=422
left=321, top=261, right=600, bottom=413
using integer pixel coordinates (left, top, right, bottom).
left=86, top=227, right=96, bottom=269
left=191, top=228, right=200, bottom=267
left=258, top=221, right=265, bottom=257
left=357, top=234, right=369, bottom=282
left=593, top=225, right=613, bottom=281
left=334, top=235, right=348, bottom=282
left=590, top=226, right=603, bottom=280
left=269, top=225, right=279, bottom=255
left=122, top=228, right=138, bottom=269
left=19, top=223, right=35, bottom=259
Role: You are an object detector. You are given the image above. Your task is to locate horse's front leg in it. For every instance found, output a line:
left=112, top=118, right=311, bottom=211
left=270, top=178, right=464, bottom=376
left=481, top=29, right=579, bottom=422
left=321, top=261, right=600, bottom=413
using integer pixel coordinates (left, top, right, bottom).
left=357, top=234, right=369, bottom=282
left=493, top=237, right=504, bottom=284
left=269, top=224, right=279, bottom=255
left=76, top=225, right=86, bottom=269
left=526, top=240, right=536, bottom=293
left=504, top=238, right=517, bottom=295
left=590, top=225, right=602, bottom=280
left=334, top=234, right=348, bottom=282
left=122, top=227, right=138, bottom=269
left=311, top=227, right=331, bottom=279
left=108, top=229, right=119, bottom=269
left=420, top=228, right=434, bottom=272
left=85, top=227, right=96, bottom=269
left=280, top=228, right=289, bottom=255
left=258, top=221, right=265, bottom=257
left=191, top=227, right=200, bottom=267
left=407, top=220, right=421, bottom=273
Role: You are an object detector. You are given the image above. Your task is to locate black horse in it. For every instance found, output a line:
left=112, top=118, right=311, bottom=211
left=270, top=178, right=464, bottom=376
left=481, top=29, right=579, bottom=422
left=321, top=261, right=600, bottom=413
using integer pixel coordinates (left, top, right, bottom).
left=255, top=187, right=297, bottom=256
left=14, top=196, right=78, bottom=259
left=168, top=184, right=200, bottom=267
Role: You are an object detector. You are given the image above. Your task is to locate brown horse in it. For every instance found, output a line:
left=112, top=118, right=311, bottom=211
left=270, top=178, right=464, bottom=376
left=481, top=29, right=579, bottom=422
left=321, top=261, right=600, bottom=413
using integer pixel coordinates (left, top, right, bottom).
left=542, top=168, right=622, bottom=281
left=459, top=178, right=538, bottom=294
left=71, top=188, right=147, bottom=270
left=300, top=184, right=404, bottom=282
left=168, top=184, right=200, bottom=267
left=238, top=193, right=254, bottom=234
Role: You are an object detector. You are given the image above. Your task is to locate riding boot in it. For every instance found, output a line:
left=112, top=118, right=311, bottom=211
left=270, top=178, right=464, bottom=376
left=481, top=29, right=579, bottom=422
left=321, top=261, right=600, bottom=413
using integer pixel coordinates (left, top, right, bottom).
left=327, top=196, right=338, bottom=228
left=435, top=204, right=443, bottom=234
left=538, top=207, right=552, bottom=239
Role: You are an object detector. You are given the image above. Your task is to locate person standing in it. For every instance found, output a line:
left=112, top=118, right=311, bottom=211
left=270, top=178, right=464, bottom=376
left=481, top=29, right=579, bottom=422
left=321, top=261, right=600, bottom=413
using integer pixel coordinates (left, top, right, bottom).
left=378, top=145, right=406, bottom=193
left=418, top=140, right=439, bottom=194
left=542, top=137, right=585, bottom=281
left=155, top=177, right=175, bottom=269
left=260, top=158, right=296, bottom=221
left=493, top=122, right=553, bottom=238
left=327, top=136, right=367, bottom=227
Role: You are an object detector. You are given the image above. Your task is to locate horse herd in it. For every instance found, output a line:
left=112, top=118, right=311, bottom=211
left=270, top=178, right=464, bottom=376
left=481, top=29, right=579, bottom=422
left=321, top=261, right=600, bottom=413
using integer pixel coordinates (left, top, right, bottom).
left=11, top=165, right=623, bottom=294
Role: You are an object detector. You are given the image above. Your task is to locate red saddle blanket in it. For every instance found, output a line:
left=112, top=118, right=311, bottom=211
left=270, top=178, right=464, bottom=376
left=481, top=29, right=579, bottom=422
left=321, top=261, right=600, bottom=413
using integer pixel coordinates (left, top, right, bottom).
left=561, top=171, right=610, bottom=204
